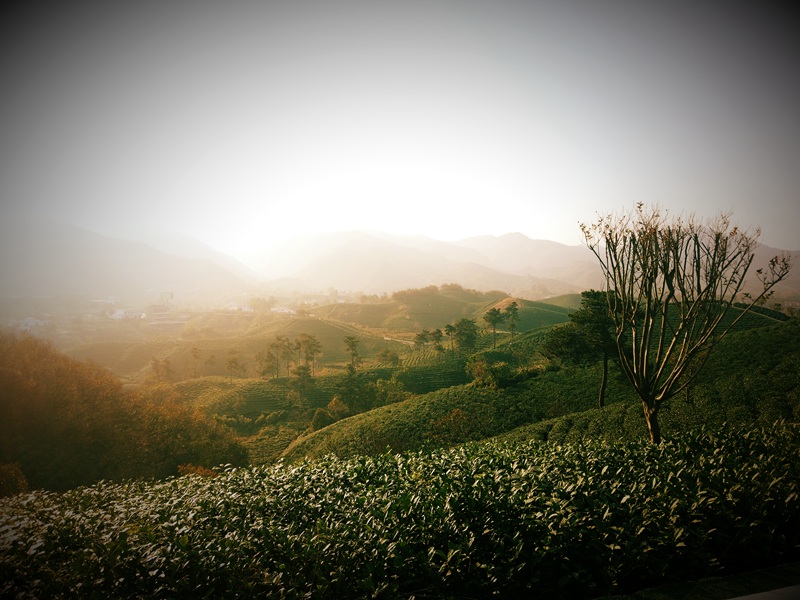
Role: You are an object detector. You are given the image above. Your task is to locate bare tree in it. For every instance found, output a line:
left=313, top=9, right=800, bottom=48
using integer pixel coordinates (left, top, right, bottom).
left=581, top=203, right=791, bottom=444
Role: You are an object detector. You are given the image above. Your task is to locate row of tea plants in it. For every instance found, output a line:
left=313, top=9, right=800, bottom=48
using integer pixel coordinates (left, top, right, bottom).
left=2, top=422, right=799, bottom=598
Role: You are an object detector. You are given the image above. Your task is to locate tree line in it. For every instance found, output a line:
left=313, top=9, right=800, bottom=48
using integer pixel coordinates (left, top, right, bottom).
left=411, top=302, right=519, bottom=357
left=0, top=332, right=247, bottom=493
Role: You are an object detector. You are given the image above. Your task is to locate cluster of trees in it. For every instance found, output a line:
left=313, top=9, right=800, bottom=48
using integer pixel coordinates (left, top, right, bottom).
left=255, top=333, right=323, bottom=379
left=483, top=301, right=520, bottom=347
left=312, top=369, right=411, bottom=432
left=391, top=283, right=502, bottom=305
left=5, top=203, right=791, bottom=499
left=411, top=302, right=520, bottom=359
left=0, top=332, right=247, bottom=492
left=150, top=348, right=218, bottom=383
left=413, top=318, right=487, bottom=355
left=149, top=332, right=330, bottom=385
left=539, top=205, right=791, bottom=444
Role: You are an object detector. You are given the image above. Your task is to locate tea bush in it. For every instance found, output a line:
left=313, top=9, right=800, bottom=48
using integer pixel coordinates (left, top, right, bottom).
left=2, top=422, right=798, bottom=598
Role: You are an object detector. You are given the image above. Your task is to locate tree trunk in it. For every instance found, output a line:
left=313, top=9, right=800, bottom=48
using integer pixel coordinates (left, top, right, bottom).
left=598, top=349, right=608, bottom=408
left=642, top=401, right=662, bottom=445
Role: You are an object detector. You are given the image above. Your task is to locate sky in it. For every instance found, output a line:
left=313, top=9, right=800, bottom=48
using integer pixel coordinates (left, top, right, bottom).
left=1, top=0, right=799, bottom=265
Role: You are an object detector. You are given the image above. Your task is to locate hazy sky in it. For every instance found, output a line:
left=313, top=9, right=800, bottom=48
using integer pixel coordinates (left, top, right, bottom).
left=1, top=0, right=798, bottom=262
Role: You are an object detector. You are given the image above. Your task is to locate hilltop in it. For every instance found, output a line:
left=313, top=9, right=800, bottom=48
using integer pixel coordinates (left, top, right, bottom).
left=3, top=284, right=799, bottom=598
left=281, top=313, right=799, bottom=462
left=63, top=284, right=575, bottom=381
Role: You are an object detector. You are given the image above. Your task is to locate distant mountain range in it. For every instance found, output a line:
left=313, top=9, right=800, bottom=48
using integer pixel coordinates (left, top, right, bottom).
left=0, top=215, right=252, bottom=306
left=1, top=216, right=797, bottom=308
left=252, top=231, right=603, bottom=298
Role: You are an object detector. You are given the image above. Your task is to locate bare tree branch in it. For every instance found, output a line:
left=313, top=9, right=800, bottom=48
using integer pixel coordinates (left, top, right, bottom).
left=581, top=202, right=791, bottom=444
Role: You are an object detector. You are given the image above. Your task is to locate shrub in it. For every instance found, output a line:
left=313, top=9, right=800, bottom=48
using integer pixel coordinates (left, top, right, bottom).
left=177, top=464, right=218, bottom=478
left=2, top=422, right=798, bottom=599
left=311, top=408, right=336, bottom=431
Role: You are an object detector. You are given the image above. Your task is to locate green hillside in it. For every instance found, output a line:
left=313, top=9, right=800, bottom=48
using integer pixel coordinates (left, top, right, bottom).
left=66, top=316, right=408, bottom=382
left=4, top=302, right=799, bottom=598
left=493, top=316, right=800, bottom=447
left=312, top=285, right=571, bottom=334
left=63, top=287, right=573, bottom=384
left=280, top=317, right=800, bottom=462
left=535, top=292, right=583, bottom=310
left=60, top=289, right=797, bottom=468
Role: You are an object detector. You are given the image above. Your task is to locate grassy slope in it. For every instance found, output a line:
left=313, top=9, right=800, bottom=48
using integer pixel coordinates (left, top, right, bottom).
left=537, top=292, right=583, bottom=310
left=281, top=317, right=800, bottom=462
left=496, top=318, right=800, bottom=446
left=67, top=317, right=407, bottom=381
left=313, top=287, right=571, bottom=334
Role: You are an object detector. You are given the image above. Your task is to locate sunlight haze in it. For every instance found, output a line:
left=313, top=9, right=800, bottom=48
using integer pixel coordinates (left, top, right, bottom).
left=2, top=1, right=799, bottom=267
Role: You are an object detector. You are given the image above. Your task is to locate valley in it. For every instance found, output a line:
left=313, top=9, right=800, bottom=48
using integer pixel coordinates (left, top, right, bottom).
left=2, top=220, right=799, bottom=599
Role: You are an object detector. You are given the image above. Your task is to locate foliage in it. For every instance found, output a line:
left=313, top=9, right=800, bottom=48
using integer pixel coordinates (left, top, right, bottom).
left=482, top=307, right=506, bottom=347
left=296, top=333, right=322, bottom=375
left=2, top=423, right=799, bottom=599
left=451, top=318, right=481, bottom=354
left=500, top=319, right=800, bottom=447
left=504, top=300, right=520, bottom=337
left=581, top=203, right=792, bottom=443
left=149, top=357, right=175, bottom=383
left=224, top=350, right=247, bottom=380
left=281, top=368, right=615, bottom=462
left=0, top=332, right=247, bottom=491
left=391, top=285, right=507, bottom=331
left=311, top=408, right=336, bottom=431
left=376, top=348, right=401, bottom=367
left=343, top=336, right=361, bottom=368
left=284, top=318, right=798, bottom=462
left=330, top=367, right=412, bottom=418
left=547, top=291, right=615, bottom=364
left=392, top=358, right=470, bottom=393
left=64, top=292, right=570, bottom=382
left=540, top=290, right=616, bottom=407
left=177, top=464, right=218, bottom=478
left=466, top=356, right=513, bottom=389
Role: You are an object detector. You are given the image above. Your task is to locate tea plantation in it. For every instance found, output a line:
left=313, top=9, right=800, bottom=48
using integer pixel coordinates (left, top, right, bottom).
left=2, top=297, right=799, bottom=597
left=2, top=422, right=798, bottom=598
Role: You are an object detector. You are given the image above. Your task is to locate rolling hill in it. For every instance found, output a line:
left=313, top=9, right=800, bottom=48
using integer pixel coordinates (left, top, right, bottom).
left=280, top=315, right=800, bottom=463
left=64, top=286, right=574, bottom=380
left=3, top=217, right=795, bottom=311
left=250, top=231, right=798, bottom=304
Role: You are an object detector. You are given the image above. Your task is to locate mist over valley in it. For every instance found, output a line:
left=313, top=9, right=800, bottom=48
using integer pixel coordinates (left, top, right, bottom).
left=0, top=214, right=606, bottom=313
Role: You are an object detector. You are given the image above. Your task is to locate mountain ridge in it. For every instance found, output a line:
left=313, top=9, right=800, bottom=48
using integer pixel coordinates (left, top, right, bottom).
left=0, top=215, right=251, bottom=306
left=252, top=230, right=603, bottom=298
left=2, top=217, right=796, bottom=307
